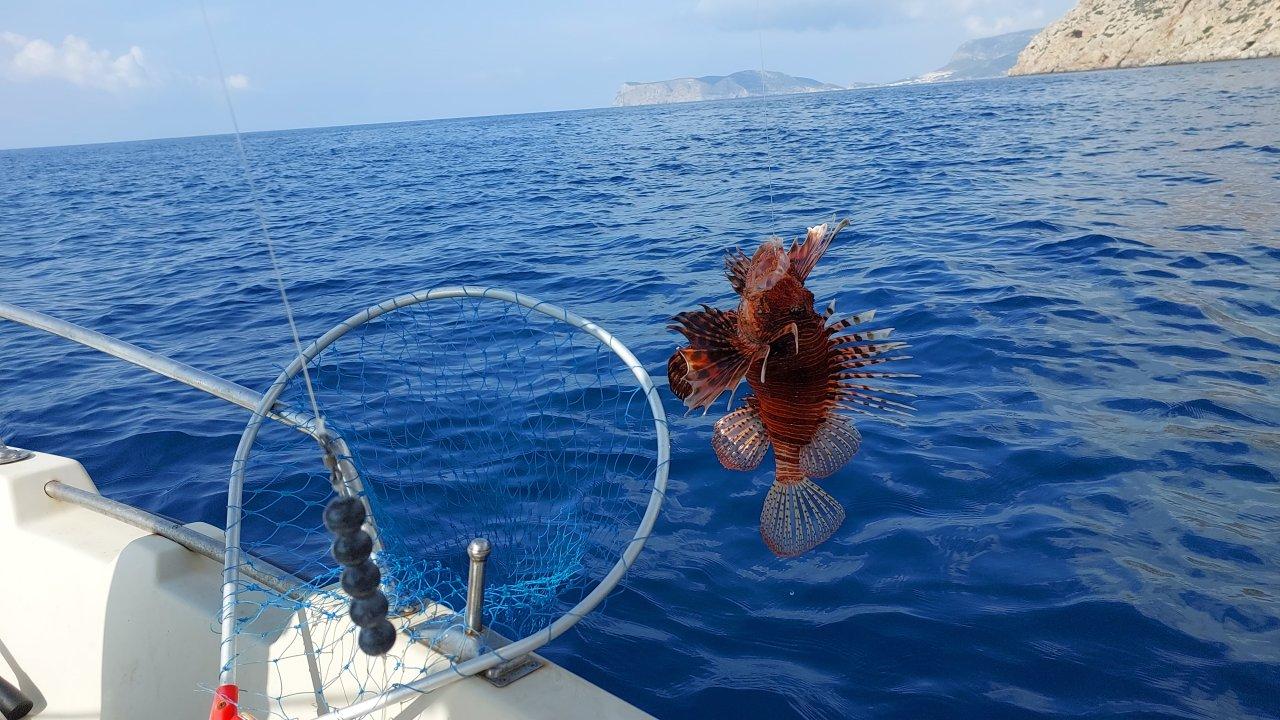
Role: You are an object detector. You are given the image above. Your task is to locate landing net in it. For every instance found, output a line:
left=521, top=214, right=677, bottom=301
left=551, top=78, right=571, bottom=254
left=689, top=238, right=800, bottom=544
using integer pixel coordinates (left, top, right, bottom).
left=218, top=289, right=665, bottom=719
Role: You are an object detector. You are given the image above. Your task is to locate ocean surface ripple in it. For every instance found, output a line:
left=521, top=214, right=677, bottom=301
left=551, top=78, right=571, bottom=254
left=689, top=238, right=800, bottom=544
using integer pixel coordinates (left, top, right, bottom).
left=2, top=59, right=1279, bottom=719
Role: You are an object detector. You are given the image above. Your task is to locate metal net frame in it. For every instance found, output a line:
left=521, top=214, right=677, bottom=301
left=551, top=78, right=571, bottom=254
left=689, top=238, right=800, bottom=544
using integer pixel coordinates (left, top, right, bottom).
left=213, top=287, right=669, bottom=719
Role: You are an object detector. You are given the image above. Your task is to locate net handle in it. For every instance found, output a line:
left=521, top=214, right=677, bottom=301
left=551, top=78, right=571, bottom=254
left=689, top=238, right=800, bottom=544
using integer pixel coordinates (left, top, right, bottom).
left=217, top=286, right=671, bottom=715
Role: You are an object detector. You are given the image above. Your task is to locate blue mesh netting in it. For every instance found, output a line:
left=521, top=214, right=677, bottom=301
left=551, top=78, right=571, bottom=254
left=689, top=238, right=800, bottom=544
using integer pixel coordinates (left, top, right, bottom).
left=219, top=295, right=659, bottom=718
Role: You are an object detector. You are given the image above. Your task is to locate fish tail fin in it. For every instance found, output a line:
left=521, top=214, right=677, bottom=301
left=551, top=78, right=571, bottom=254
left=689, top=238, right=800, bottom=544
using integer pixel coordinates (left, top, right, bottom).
left=760, top=476, right=845, bottom=558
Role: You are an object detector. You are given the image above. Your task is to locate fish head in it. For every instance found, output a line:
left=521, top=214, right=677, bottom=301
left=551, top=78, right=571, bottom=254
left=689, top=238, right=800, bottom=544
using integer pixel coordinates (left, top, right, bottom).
left=741, top=237, right=814, bottom=347
left=745, top=238, right=790, bottom=295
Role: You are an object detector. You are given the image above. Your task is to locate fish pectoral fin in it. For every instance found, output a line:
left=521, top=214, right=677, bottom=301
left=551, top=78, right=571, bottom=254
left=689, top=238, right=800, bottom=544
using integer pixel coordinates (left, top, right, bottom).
left=670, top=306, right=749, bottom=410
left=679, top=346, right=750, bottom=411
left=799, top=415, right=862, bottom=478
left=760, top=478, right=845, bottom=558
left=826, top=308, right=876, bottom=332
left=711, top=402, right=769, bottom=471
left=667, top=348, right=693, bottom=401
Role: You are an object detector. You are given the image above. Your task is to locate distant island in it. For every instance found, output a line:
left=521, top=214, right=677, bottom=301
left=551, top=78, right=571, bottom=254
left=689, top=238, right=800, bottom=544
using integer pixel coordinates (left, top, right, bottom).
left=902, top=28, right=1041, bottom=84
left=1012, top=0, right=1280, bottom=75
left=613, top=70, right=851, bottom=107
left=612, top=29, right=1040, bottom=107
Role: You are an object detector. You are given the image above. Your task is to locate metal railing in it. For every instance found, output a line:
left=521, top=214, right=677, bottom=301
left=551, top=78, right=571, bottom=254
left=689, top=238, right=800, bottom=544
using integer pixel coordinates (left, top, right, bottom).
left=0, top=288, right=670, bottom=719
left=41, top=480, right=301, bottom=599
left=0, top=301, right=316, bottom=436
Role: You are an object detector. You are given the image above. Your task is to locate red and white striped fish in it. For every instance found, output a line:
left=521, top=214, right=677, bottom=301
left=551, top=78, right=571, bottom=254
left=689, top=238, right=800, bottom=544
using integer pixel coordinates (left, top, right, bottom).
left=667, top=221, right=913, bottom=557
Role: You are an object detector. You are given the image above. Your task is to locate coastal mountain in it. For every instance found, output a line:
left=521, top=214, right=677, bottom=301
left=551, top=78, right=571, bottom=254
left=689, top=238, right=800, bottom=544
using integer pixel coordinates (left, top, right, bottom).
left=908, top=28, right=1041, bottom=83
left=614, top=29, right=1041, bottom=104
left=1011, top=0, right=1280, bottom=75
left=613, top=70, right=846, bottom=107
left=612, top=5, right=1280, bottom=108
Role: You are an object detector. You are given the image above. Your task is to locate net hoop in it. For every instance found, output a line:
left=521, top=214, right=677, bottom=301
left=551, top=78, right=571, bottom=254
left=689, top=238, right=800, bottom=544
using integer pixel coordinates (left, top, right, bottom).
left=217, top=286, right=670, bottom=716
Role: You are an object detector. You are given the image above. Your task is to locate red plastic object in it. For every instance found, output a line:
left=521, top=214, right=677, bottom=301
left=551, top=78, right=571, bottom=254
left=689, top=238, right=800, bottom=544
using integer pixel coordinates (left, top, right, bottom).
left=209, top=684, right=239, bottom=720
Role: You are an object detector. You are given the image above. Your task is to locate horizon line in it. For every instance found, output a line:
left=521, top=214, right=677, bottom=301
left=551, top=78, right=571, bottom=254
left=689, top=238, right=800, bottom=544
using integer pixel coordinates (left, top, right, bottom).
left=0, top=76, right=963, bottom=153
left=2, top=64, right=1118, bottom=153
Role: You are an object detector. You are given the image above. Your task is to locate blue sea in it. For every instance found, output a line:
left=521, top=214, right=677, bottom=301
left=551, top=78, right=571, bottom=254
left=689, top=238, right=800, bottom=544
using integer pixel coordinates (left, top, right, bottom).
left=2, top=58, right=1279, bottom=719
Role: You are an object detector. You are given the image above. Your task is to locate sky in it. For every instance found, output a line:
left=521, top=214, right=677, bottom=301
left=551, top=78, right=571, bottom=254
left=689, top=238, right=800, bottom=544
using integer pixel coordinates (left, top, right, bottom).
left=0, top=1, right=1075, bottom=149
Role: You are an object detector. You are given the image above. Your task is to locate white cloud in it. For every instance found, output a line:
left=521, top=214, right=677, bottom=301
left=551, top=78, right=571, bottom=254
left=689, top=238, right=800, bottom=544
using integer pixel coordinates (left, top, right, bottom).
left=693, top=0, right=888, bottom=31
left=226, top=73, right=250, bottom=90
left=964, top=14, right=1014, bottom=36
left=694, top=0, right=1066, bottom=35
left=962, top=8, right=1048, bottom=37
left=1, top=32, right=151, bottom=91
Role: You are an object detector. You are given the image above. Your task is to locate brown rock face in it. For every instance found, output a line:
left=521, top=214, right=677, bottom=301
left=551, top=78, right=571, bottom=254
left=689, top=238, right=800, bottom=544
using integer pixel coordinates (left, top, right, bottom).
left=1010, top=0, right=1280, bottom=75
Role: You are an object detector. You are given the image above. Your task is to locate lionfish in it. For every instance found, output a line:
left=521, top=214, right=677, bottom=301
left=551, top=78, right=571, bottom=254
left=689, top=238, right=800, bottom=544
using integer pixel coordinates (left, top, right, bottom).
left=667, top=221, right=912, bottom=557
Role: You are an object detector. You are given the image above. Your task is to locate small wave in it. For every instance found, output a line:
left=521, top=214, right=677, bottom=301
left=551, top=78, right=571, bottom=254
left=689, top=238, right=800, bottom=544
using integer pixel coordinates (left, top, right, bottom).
left=992, top=219, right=1068, bottom=233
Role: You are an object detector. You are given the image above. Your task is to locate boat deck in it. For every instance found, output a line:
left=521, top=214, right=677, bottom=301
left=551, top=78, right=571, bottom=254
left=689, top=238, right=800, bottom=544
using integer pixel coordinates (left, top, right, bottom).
left=0, top=452, right=651, bottom=720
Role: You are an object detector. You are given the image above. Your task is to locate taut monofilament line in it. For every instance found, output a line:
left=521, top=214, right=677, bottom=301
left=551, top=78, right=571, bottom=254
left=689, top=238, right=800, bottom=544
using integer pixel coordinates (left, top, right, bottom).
left=197, top=3, right=355, bottom=715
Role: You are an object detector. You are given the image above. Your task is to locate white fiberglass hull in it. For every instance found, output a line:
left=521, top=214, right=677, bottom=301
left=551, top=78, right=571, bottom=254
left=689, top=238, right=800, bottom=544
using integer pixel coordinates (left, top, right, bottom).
left=0, top=452, right=651, bottom=720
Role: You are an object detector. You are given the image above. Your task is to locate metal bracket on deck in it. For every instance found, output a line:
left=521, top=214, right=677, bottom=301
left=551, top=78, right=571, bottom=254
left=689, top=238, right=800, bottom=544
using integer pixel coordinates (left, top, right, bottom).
left=408, top=537, right=544, bottom=687
left=0, top=439, right=32, bottom=465
left=408, top=620, right=546, bottom=689
left=482, top=651, right=543, bottom=688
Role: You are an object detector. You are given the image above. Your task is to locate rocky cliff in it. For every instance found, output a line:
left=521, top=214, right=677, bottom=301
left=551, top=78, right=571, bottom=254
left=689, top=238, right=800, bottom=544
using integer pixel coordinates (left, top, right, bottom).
left=613, top=70, right=846, bottom=107
left=910, top=28, right=1041, bottom=83
left=1010, top=0, right=1280, bottom=75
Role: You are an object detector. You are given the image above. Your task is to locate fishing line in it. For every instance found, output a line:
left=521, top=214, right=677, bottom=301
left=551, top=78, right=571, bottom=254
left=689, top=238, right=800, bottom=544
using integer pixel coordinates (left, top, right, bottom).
left=198, top=0, right=326, bottom=434
left=755, top=0, right=780, bottom=235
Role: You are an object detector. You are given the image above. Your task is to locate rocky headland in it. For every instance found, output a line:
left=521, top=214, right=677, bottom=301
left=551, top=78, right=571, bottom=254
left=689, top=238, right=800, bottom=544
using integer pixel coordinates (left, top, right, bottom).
left=1011, top=0, right=1280, bottom=75
left=908, top=28, right=1042, bottom=83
